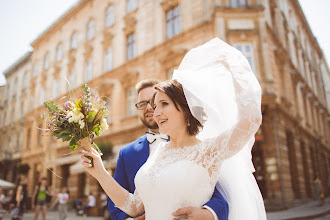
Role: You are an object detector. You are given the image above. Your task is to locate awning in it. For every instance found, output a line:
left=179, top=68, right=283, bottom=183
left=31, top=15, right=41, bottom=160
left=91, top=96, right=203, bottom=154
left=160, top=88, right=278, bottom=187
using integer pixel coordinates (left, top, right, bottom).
left=54, top=154, right=81, bottom=166
left=69, top=160, right=85, bottom=175
left=0, top=179, right=15, bottom=189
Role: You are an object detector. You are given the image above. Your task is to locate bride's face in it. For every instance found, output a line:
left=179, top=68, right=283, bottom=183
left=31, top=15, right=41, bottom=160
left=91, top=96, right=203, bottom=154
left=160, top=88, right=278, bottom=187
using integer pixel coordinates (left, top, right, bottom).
left=153, top=91, right=186, bottom=136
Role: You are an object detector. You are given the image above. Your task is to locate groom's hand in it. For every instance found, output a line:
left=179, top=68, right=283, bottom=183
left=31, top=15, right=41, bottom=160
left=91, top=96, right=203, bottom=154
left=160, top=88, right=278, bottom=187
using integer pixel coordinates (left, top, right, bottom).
left=131, top=213, right=145, bottom=220
left=173, top=207, right=214, bottom=220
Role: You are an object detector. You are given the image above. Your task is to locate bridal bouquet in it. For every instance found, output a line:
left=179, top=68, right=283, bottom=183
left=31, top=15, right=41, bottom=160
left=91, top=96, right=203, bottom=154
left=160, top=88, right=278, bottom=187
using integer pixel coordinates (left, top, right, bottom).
left=42, top=83, right=109, bottom=165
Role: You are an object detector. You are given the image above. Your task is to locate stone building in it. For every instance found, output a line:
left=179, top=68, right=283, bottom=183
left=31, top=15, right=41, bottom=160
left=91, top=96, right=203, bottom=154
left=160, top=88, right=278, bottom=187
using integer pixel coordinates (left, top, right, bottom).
left=0, top=0, right=329, bottom=210
left=0, top=52, right=32, bottom=184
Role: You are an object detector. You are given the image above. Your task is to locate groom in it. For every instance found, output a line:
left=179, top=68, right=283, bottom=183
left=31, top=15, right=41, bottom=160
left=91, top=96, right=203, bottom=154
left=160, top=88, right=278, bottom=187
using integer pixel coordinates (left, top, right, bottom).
left=107, top=79, right=228, bottom=220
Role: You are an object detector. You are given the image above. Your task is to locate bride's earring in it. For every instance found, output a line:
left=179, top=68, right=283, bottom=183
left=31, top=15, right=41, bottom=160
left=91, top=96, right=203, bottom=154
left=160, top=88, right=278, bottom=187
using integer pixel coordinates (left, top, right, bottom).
left=187, top=121, right=190, bottom=127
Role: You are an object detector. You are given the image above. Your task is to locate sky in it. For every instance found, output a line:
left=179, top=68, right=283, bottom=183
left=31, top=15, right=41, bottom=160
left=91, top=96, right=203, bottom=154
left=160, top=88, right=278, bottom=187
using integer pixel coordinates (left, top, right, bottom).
left=0, top=0, right=329, bottom=86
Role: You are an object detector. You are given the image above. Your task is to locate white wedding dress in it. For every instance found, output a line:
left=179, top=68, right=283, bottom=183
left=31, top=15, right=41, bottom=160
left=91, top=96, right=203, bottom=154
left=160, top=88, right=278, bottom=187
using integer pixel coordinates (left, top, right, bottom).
left=117, top=38, right=266, bottom=220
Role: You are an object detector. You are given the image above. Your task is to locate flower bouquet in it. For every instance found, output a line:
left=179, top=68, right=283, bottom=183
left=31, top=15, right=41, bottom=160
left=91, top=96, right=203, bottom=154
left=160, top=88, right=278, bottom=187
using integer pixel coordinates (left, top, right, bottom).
left=42, top=83, right=109, bottom=166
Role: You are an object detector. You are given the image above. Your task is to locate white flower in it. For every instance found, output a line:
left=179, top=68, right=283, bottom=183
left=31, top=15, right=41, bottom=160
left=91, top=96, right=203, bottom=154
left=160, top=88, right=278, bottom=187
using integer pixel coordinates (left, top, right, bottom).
left=79, top=120, right=85, bottom=129
left=67, top=108, right=84, bottom=123
left=100, top=118, right=109, bottom=132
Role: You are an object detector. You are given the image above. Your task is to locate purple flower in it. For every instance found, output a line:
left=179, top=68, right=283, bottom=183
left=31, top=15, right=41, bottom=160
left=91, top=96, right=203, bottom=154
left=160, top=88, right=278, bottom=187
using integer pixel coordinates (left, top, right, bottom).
left=64, top=101, right=74, bottom=111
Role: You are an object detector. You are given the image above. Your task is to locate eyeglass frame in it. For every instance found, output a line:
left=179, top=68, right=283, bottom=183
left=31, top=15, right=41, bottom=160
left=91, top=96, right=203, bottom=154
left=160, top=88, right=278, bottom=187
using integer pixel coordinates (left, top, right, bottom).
left=135, top=100, right=152, bottom=110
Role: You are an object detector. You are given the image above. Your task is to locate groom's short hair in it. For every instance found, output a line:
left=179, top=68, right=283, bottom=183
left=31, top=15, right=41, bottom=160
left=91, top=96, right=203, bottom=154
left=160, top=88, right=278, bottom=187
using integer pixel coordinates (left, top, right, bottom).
left=136, top=79, right=161, bottom=94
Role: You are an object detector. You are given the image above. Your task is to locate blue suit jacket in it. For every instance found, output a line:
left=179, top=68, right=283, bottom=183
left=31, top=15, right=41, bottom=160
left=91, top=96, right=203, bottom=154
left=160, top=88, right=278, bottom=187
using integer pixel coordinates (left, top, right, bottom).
left=107, top=135, right=229, bottom=220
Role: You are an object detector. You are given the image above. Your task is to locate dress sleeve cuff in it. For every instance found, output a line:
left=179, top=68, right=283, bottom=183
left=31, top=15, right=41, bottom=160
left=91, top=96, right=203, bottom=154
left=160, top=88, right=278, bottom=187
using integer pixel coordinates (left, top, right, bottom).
left=203, top=205, right=219, bottom=220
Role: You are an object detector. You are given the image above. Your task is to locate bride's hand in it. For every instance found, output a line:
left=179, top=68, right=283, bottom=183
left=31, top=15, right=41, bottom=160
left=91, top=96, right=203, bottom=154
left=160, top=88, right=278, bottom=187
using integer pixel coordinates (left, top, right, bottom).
left=81, top=148, right=107, bottom=179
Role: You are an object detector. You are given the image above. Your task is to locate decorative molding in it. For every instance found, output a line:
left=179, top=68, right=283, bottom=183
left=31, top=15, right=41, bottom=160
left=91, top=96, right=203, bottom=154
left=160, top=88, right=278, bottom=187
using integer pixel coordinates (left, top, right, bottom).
left=123, top=11, right=137, bottom=35
left=102, top=30, right=114, bottom=48
left=84, top=42, right=94, bottom=60
left=160, top=0, right=179, bottom=11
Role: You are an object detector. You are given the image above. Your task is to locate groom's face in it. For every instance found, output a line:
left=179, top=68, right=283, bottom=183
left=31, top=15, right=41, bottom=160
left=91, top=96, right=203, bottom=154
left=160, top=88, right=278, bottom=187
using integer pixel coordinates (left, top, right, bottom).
left=137, top=87, right=158, bottom=130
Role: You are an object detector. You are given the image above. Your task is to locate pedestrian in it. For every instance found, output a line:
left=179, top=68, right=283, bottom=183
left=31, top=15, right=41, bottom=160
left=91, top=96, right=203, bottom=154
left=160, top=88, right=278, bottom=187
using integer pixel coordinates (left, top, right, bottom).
left=11, top=176, right=28, bottom=220
left=314, top=177, right=324, bottom=206
left=32, top=177, right=52, bottom=220
left=51, top=187, right=69, bottom=220
left=83, top=193, right=96, bottom=216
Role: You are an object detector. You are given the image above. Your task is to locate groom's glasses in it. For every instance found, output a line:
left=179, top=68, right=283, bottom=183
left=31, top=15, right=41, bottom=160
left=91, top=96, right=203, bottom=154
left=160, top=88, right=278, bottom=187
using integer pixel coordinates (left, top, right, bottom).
left=135, top=100, right=152, bottom=110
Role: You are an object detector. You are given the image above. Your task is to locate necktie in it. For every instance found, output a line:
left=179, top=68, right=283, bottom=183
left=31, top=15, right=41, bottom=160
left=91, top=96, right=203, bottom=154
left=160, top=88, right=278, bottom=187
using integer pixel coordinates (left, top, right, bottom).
left=146, top=132, right=169, bottom=144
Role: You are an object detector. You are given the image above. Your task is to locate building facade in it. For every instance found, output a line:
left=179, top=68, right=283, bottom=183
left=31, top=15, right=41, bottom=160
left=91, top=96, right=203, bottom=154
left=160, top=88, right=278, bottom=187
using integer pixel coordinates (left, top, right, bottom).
left=0, top=0, right=329, bottom=210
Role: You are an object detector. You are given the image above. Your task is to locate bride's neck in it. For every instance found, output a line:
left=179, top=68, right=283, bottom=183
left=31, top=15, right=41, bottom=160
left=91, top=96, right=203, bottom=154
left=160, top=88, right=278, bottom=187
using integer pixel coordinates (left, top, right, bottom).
left=170, top=133, right=200, bottom=148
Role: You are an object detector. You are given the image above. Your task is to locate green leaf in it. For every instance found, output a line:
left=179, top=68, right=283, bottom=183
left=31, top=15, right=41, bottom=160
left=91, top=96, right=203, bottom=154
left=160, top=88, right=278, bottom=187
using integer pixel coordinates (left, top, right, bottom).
left=62, top=135, right=72, bottom=142
left=69, top=138, right=79, bottom=150
left=93, top=125, right=101, bottom=136
left=87, top=111, right=96, bottom=123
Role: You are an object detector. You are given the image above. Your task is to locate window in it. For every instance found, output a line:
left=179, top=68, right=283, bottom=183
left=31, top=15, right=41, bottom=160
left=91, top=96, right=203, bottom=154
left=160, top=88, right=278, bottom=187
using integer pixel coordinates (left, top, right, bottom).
left=104, top=47, right=113, bottom=72
left=23, top=72, right=28, bottom=88
left=43, top=53, right=49, bottom=70
left=234, top=43, right=255, bottom=72
left=126, top=87, right=136, bottom=117
left=20, top=100, right=24, bottom=118
left=166, top=6, right=181, bottom=39
left=30, top=95, right=34, bottom=111
left=6, top=83, right=10, bottom=97
left=39, top=87, right=45, bottom=105
left=87, top=20, right=95, bottom=40
left=127, top=0, right=137, bottom=13
left=106, top=99, right=111, bottom=123
left=56, top=44, right=63, bottom=61
left=85, top=59, right=93, bottom=82
left=38, top=123, right=43, bottom=145
left=52, top=79, right=59, bottom=98
left=32, top=63, right=38, bottom=77
left=127, top=33, right=135, bottom=60
left=68, top=70, right=75, bottom=91
left=12, top=78, right=18, bottom=95
left=71, top=33, right=78, bottom=49
left=230, top=0, right=247, bottom=8
left=105, top=6, right=114, bottom=27
left=25, top=128, right=31, bottom=149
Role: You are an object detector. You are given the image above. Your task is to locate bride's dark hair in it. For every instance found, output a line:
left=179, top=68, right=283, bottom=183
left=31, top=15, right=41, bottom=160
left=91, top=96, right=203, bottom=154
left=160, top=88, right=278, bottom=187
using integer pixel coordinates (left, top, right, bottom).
left=152, top=80, right=203, bottom=136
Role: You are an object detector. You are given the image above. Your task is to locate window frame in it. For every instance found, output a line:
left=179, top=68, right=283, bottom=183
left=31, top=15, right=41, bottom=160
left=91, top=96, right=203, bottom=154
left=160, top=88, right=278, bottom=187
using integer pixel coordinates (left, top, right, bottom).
left=233, top=43, right=256, bottom=73
left=87, top=20, right=95, bottom=40
left=127, top=33, right=136, bottom=60
left=126, top=87, right=136, bottom=117
left=166, top=6, right=181, bottom=39
left=105, top=6, right=115, bottom=27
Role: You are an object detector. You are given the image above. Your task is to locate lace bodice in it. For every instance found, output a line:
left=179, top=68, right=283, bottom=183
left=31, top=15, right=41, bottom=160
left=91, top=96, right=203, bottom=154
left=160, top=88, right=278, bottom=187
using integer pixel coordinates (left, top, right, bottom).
left=121, top=138, right=230, bottom=220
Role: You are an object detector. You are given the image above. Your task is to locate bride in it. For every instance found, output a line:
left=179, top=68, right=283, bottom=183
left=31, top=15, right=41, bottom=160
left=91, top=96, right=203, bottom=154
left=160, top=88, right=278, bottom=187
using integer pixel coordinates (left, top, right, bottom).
left=80, top=38, right=267, bottom=219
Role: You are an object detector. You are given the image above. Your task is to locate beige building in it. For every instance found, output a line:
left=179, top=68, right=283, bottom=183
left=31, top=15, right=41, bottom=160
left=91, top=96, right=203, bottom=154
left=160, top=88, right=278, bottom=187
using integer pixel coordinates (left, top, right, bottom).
left=1, top=0, right=329, bottom=210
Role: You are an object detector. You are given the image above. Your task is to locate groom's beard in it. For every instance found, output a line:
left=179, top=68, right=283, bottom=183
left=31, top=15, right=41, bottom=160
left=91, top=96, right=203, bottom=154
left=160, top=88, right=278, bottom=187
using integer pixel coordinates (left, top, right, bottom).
left=140, top=112, right=158, bottom=130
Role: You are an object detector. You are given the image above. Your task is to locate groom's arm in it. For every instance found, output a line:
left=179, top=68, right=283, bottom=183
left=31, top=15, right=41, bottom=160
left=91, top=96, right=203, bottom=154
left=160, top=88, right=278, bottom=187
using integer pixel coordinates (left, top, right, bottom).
left=173, top=188, right=228, bottom=220
left=203, top=188, right=228, bottom=220
left=107, top=149, right=130, bottom=220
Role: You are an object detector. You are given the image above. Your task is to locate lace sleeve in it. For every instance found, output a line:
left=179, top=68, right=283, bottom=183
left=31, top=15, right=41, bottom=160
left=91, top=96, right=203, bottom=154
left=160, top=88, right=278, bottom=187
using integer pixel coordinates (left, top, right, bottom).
left=205, top=58, right=262, bottom=164
left=116, top=190, right=144, bottom=218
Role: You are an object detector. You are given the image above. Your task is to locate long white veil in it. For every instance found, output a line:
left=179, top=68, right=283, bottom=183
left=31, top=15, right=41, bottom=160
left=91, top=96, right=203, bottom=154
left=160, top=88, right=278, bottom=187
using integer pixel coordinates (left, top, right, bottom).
left=172, top=38, right=267, bottom=219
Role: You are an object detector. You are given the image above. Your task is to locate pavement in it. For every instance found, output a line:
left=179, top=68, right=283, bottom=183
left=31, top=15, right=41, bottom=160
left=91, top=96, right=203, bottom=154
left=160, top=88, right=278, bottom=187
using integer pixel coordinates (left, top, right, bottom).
left=1, top=198, right=329, bottom=220
left=267, top=198, right=330, bottom=220
left=0, top=209, right=103, bottom=220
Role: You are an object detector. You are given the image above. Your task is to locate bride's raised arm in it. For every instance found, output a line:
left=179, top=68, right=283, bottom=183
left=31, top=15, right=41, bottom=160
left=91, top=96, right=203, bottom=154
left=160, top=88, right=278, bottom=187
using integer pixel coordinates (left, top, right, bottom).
left=174, top=38, right=262, bottom=160
left=215, top=55, right=262, bottom=160
left=80, top=149, right=144, bottom=217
